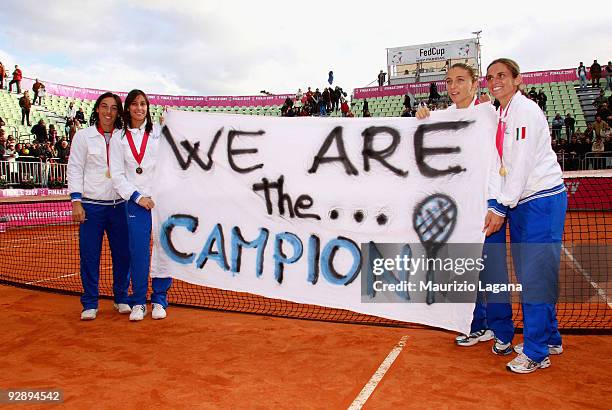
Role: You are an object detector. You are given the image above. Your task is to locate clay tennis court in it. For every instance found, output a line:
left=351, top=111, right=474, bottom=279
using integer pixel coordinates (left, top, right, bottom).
left=0, top=182, right=610, bottom=408
left=1, top=286, right=611, bottom=408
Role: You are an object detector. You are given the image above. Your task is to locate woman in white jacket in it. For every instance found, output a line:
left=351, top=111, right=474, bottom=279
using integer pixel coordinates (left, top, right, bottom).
left=67, top=92, right=131, bottom=320
left=110, top=89, right=172, bottom=322
left=416, top=63, right=514, bottom=353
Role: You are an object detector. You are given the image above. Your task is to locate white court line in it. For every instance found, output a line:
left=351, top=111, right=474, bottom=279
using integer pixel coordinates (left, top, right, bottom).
left=348, top=335, right=408, bottom=410
left=562, top=245, right=612, bottom=309
left=26, top=273, right=79, bottom=285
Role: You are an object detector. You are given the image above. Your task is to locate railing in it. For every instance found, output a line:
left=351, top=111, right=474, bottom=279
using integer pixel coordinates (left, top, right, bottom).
left=0, top=158, right=67, bottom=188
left=556, top=151, right=611, bottom=171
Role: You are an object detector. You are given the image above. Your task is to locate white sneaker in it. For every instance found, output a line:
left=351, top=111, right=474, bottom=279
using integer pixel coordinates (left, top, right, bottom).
left=129, top=304, right=146, bottom=321
left=113, top=303, right=132, bottom=314
left=492, top=337, right=513, bottom=355
left=80, top=309, right=98, bottom=321
left=507, top=353, right=551, bottom=374
left=152, top=303, right=167, bottom=320
left=455, top=329, right=494, bottom=346
left=514, top=342, right=563, bottom=355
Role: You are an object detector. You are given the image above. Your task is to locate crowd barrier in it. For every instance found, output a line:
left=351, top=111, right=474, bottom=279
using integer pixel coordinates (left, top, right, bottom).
left=0, top=158, right=67, bottom=188
left=557, top=151, right=612, bottom=171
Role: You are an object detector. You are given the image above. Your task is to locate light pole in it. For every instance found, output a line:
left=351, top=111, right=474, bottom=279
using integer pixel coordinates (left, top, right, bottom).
left=472, top=30, right=483, bottom=93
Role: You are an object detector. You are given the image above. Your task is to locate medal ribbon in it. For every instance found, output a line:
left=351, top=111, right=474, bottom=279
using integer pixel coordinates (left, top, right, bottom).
left=96, top=124, right=111, bottom=169
left=495, top=94, right=515, bottom=167
left=125, top=129, right=149, bottom=168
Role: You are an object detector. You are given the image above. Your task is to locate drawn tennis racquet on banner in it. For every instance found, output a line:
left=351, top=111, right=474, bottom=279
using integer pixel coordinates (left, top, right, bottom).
left=413, top=194, right=458, bottom=305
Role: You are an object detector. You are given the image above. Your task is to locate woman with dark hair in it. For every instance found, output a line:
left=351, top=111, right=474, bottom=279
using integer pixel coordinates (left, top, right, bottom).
left=485, top=58, right=566, bottom=374
left=67, top=92, right=131, bottom=320
left=110, top=89, right=172, bottom=321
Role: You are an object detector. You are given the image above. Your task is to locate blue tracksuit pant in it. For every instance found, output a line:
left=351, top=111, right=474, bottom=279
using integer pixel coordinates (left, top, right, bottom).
left=509, top=189, right=566, bottom=362
left=79, top=201, right=130, bottom=310
left=126, top=200, right=172, bottom=308
left=470, top=224, right=514, bottom=343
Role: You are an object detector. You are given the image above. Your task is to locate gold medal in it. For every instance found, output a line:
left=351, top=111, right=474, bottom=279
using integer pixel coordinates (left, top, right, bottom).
left=105, top=169, right=111, bottom=178
left=499, top=166, right=508, bottom=177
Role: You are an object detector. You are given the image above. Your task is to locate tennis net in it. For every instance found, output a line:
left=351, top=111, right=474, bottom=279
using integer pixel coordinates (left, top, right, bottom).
left=0, top=170, right=610, bottom=329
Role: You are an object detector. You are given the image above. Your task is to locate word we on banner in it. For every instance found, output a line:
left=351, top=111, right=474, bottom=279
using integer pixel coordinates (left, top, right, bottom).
left=152, top=106, right=497, bottom=333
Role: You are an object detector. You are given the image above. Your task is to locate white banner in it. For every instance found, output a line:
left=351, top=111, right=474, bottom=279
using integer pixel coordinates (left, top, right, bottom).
left=387, top=38, right=478, bottom=66
left=152, top=106, right=497, bottom=334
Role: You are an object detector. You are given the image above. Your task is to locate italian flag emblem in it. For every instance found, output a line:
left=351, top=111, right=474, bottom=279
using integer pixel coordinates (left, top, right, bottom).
left=516, top=127, right=526, bottom=141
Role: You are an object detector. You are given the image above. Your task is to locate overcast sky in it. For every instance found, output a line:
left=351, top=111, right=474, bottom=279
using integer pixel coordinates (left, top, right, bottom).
left=0, top=0, right=609, bottom=97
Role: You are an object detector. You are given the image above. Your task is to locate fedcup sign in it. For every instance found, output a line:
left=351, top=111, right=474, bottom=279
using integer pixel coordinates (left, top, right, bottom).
left=387, top=38, right=478, bottom=66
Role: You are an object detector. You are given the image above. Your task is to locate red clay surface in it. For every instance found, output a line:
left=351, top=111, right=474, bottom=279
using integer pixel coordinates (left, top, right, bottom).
left=0, top=285, right=610, bottom=409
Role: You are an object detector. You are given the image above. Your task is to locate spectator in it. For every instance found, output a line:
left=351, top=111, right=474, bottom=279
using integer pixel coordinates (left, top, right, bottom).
left=362, top=99, right=369, bottom=117
left=428, top=83, right=440, bottom=104
left=377, top=70, right=386, bottom=87
left=340, top=98, right=349, bottom=117
left=4, top=142, right=18, bottom=180
left=528, top=87, right=538, bottom=102
left=537, top=89, right=547, bottom=111
left=596, top=102, right=612, bottom=125
left=576, top=62, right=588, bottom=90
left=593, top=116, right=610, bottom=138
left=0, top=61, right=5, bottom=90
left=551, top=138, right=560, bottom=153
left=590, top=136, right=605, bottom=169
left=56, top=139, right=70, bottom=164
left=75, top=107, right=86, bottom=125
left=29, top=143, right=42, bottom=159
left=564, top=113, right=575, bottom=139
left=606, top=61, right=612, bottom=91
left=313, top=88, right=321, bottom=115
left=566, top=135, right=581, bottom=171
left=31, top=119, right=47, bottom=143
left=551, top=113, right=563, bottom=140
left=39, top=141, right=55, bottom=161
left=9, top=65, right=22, bottom=94
left=294, top=88, right=303, bottom=110
left=605, top=132, right=612, bottom=152
left=0, top=116, right=5, bottom=127
left=401, top=107, right=411, bottom=117
left=0, top=129, right=6, bottom=160
left=69, top=120, right=80, bottom=140
left=321, top=88, right=331, bottom=114
left=66, top=102, right=77, bottom=121
left=32, top=79, right=45, bottom=105
left=363, top=110, right=372, bottom=118
left=590, top=60, right=602, bottom=88
left=584, top=122, right=595, bottom=140
left=48, top=124, right=58, bottom=145
left=19, top=91, right=32, bottom=126
left=593, top=89, right=606, bottom=109
left=403, top=94, right=411, bottom=110
left=280, top=97, right=294, bottom=117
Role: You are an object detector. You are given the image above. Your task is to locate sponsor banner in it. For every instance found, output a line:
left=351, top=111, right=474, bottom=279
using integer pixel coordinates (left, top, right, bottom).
left=565, top=177, right=612, bottom=210
left=21, top=78, right=292, bottom=108
left=0, top=201, right=72, bottom=228
left=0, top=188, right=69, bottom=198
left=354, top=68, right=579, bottom=99
left=151, top=105, right=498, bottom=334
left=387, top=39, right=478, bottom=66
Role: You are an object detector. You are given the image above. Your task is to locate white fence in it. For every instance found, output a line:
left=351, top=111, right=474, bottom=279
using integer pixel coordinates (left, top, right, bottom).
left=0, top=158, right=67, bottom=188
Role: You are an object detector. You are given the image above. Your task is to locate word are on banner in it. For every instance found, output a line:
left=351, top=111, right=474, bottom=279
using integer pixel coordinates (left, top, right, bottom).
left=151, top=106, right=497, bottom=334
